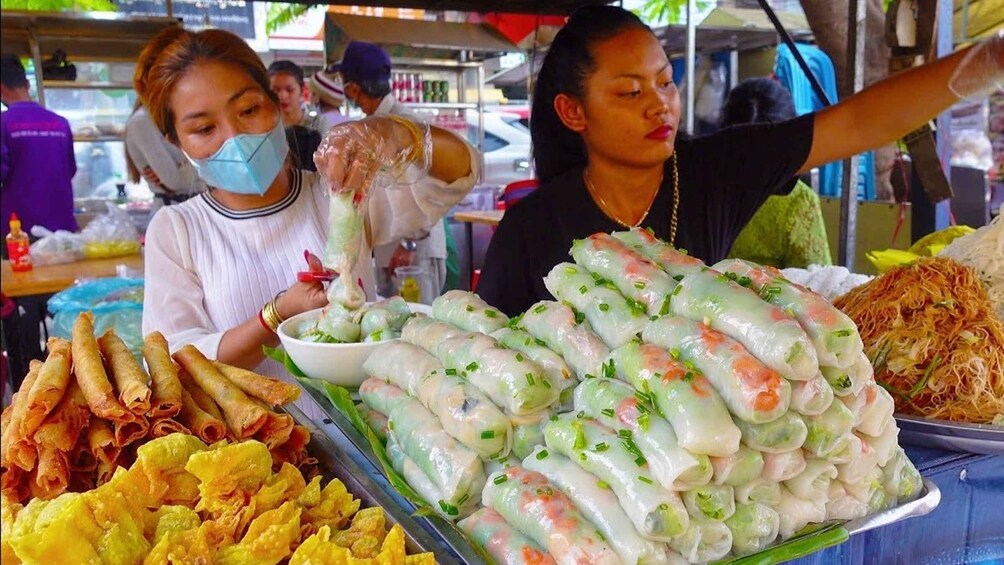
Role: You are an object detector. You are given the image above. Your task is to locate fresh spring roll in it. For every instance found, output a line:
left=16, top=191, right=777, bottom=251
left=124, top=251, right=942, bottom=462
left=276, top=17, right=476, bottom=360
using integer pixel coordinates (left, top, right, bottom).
left=364, top=341, right=511, bottom=458
left=386, top=435, right=452, bottom=517
left=845, top=469, right=896, bottom=514
left=437, top=333, right=558, bottom=416
left=573, top=378, right=710, bottom=490
left=401, top=313, right=467, bottom=355
left=712, top=259, right=864, bottom=369
left=211, top=362, right=300, bottom=407
left=19, top=338, right=74, bottom=438
left=459, top=507, right=557, bottom=565
left=98, top=330, right=153, bottom=414
left=863, top=420, right=900, bottom=467
left=735, top=479, right=782, bottom=506
left=776, top=486, right=827, bottom=540
left=143, top=332, right=183, bottom=418
left=482, top=466, right=621, bottom=565
left=839, top=383, right=895, bottom=437
left=790, top=375, right=834, bottom=417
left=784, top=459, right=838, bottom=500
left=681, top=485, right=736, bottom=522
left=512, top=419, right=546, bottom=460
left=823, top=433, right=861, bottom=466
left=667, top=268, right=819, bottom=382
left=836, top=434, right=880, bottom=484
left=544, top=262, right=649, bottom=349
left=356, top=403, right=389, bottom=441
left=485, top=453, right=521, bottom=477
left=821, top=352, right=872, bottom=398
left=521, top=301, right=610, bottom=380
left=710, top=444, right=764, bottom=487
left=611, top=228, right=707, bottom=280
left=312, top=302, right=361, bottom=343
left=172, top=345, right=268, bottom=439
left=72, top=312, right=131, bottom=421
left=359, top=296, right=412, bottom=340
left=524, top=447, right=672, bottom=565
left=570, top=233, right=677, bottom=316
left=734, top=411, right=808, bottom=454
left=323, top=190, right=365, bottom=310
left=802, top=399, right=855, bottom=458
left=359, top=379, right=486, bottom=510
left=825, top=481, right=869, bottom=521
left=882, top=448, right=924, bottom=503
left=668, top=520, right=733, bottom=564
left=643, top=317, right=791, bottom=424
left=543, top=414, right=690, bottom=541
left=492, top=327, right=577, bottom=405
left=433, top=290, right=509, bottom=334
left=726, top=502, right=781, bottom=556
left=761, top=450, right=807, bottom=483
left=610, top=341, right=741, bottom=457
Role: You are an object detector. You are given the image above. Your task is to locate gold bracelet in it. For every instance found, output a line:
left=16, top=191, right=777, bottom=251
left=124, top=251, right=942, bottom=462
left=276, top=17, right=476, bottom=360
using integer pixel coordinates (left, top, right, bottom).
left=261, top=297, right=285, bottom=333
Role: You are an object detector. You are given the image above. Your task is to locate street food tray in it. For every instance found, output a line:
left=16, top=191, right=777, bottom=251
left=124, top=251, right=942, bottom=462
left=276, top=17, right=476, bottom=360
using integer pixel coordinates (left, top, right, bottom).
left=896, top=414, right=1004, bottom=455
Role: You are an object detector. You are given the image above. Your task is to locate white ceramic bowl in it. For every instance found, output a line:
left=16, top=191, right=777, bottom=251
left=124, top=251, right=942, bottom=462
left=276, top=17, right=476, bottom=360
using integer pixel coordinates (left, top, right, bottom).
left=277, top=303, right=432, bottom=386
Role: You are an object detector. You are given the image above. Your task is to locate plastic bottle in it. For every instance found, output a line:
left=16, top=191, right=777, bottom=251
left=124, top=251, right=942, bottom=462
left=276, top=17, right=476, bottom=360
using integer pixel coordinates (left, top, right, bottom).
left=6, top=213, right=33, bottom=272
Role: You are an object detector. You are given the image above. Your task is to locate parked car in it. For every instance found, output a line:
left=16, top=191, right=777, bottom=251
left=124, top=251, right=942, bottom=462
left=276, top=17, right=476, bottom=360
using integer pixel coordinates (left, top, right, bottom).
left=464, top=110, right=533, bottom=187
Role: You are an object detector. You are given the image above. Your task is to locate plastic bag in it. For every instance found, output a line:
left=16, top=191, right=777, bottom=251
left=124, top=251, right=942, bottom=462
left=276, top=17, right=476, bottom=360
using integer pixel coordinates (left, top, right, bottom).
left=80, top=206, right=141, bottom=259
left=48, top=277, right=145, bottom=357
left=29, top=226, right=83, bottom=266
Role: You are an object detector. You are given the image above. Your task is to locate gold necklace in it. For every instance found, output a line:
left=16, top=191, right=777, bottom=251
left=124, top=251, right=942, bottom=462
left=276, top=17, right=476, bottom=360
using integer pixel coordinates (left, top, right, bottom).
left=584, top=153, right=680, bottom=244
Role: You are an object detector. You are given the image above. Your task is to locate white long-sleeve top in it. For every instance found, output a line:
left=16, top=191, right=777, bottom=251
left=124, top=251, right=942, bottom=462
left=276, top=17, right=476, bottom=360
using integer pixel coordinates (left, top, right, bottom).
left=125, top=107, right=205, bottom=195
left=142, top=148, right=478, bottom=418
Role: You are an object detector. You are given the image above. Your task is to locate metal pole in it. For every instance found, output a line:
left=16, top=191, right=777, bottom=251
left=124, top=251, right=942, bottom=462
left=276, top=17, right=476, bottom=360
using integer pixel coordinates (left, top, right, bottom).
left=165, top=0, right=173, bottom=18
left=754, top=0, right=833, bottom=107
left=685, top=0, right=696, bottom=134
left=28, top=27, right=45, bottom=108
left=838, top=0, right=866, bottom=268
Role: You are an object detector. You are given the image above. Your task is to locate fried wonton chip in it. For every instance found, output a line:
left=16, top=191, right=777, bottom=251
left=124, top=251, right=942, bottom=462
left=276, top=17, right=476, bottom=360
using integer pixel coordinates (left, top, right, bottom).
left=111, top=433, right=207, bottom=506
left=146, top=505, right=201, bottom=545
left=302, top=477, right=360, bottom=533
left=333, top=507, right=387, bottom=558
left=215, top=500, right=302, bottom=565
left=186, top=440, right=272, bottom=516
left=251, top=462, right=306, bottom=519
left=144, top=522, right=216, bottom=565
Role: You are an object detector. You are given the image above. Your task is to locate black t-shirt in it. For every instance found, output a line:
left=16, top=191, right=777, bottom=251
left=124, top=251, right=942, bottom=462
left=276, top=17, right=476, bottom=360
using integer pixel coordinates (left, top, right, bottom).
left=477, top=114, right=815, bottom=317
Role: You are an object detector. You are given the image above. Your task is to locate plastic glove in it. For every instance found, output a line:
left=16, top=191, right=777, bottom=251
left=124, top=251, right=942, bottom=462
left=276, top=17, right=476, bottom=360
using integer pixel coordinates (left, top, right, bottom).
left=949, top=30, right=1004, bottom=101
left=313, top=115, right=433, bottom=201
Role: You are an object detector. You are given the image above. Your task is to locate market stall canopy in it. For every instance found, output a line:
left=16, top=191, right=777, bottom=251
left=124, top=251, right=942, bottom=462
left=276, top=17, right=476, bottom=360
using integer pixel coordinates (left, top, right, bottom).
left=325, top=12, right=518, bottom=60
left=0, top=11, right=181, bottom=62
left=954, top=0, right=1004, bottom=41
left=283, top=0, right=610, bottom=15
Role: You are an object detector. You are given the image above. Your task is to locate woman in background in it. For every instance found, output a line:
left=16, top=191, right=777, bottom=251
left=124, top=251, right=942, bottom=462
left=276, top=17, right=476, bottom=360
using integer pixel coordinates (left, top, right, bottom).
left=268, top=59, right=330, bottom=134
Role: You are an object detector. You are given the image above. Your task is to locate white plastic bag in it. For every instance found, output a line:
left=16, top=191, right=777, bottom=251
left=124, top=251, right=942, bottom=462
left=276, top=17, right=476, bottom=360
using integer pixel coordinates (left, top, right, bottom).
left=80, top=206, right=141, bottom=259
left=29, top=226, right=83, bottom=266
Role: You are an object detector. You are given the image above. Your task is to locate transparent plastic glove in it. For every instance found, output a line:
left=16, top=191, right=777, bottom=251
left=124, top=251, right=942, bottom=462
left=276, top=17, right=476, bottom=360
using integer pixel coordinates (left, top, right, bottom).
left=313, top=115, right=433, bottom=201
left=949, top=31, right=1004, bottom=101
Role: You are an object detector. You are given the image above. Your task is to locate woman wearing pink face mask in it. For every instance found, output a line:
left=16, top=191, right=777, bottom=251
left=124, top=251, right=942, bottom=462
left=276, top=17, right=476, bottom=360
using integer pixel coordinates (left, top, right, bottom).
left=137, top=28, right=478, bottom=407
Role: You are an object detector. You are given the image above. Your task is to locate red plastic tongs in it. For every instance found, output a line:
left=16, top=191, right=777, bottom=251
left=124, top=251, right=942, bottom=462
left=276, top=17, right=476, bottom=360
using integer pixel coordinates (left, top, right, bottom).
left=297, top=250, right=338, bottom=283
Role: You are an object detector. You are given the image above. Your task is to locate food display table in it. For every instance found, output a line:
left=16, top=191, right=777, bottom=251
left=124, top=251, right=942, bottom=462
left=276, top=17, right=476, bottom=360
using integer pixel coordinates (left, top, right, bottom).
left=453, top=209, right=504, bottom=287
left=1, top=254, right=144, bottom=298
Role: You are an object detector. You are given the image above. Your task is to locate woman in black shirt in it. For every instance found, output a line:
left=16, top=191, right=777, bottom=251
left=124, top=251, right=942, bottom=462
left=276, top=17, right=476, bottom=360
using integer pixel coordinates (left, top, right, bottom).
left=478, top=6, right=999, bottom=316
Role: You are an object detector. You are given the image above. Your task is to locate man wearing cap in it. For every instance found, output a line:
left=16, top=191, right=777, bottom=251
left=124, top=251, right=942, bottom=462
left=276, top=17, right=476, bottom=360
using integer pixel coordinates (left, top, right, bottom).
left=311, top=67, right=351, bottom=128
left=331, top=40, right=453, bottom=298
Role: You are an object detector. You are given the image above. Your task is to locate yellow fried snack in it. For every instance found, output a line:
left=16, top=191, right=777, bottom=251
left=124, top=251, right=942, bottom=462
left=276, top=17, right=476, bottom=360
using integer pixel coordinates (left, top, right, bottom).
left=146, top=505, right=201, bottom=545
left=112, top=433, right=207, bottom=507
left=215, top=501, right=302, bottom=565
left=251, top=462, right=306, bottom=519
left=333, top=507, right=387, bottom=558
left=144, top=522, right=215, bottom=565
left=290, top=523, right=437, bottom=565
left=185, top=440, right=272, bottom=516
left=302, top=475, right=361, bottom=533
left=1, top=494, right=22, bottom=564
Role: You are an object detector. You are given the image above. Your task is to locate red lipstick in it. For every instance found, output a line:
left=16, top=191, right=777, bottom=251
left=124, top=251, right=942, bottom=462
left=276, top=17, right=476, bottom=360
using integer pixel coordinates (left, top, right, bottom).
left=646, top=124, right=674, bottom=140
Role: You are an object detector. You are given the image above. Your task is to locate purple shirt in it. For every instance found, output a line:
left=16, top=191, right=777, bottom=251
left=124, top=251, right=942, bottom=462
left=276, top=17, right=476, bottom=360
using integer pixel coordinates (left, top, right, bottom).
left=1, top=101, right=78, bottom=237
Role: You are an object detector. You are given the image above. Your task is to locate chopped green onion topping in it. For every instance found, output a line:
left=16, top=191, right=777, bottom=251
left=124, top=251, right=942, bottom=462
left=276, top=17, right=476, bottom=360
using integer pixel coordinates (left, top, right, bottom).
left=438, top=500, right=459, bottom=515
left=603, top=359, right=616, bottom=379
left=634, top=456, right=647, bottom=467
left=833, top=329, right=853, bottom=337
left=659, top=298, right=671, bottom=316
left=594, top=442, right=610, bottom=452
left=683, top=371, right=695, bottom=383
left=638, top=475, right=653, bottom=484
left=485, top=310, right=498, bottom=318
left=599, top=303, right=610, bottom=312
left=534, top=338, right=547, bottom=346
left=493, top=475, right=508, bottom=485
left=576, top=410, right=586, bottom=419
left=466, top=362, right=479, bottom=372
left=617, top=429, right=632, bottom=439
left=601, top=408, right=615, bottom=418
left=536, top=449, right=549, bottom=460
left=634, top=281, right=647, bottom=289
left=515, top=353, right=524, bottom=362
left=549, top=414, right=559, bottom=422
left=466, top=305, right=474, bottom=312
left=597, top=480, right=610, bottom=489
left=659, top=503, right=669, bottom=510
left=579, top=452, right=587, bottom=462
left=481, top=430, right=496, bottom=439
left=445, top=368, right=458, bottom=376
left=574, top=311, right=586, bottom=325
left=526, top=373, right=536, bottom=386
left=458, top=493, right=470, bottom=505
left=579, top=285, right=589, bottom=294
left=565, top=266, right=578, bottom=274
left=674, top=274, right=685, bottom=282
left=638, top=412, right=651, bottom=432
left=595, top=529, right=607, bottom=542
left=534, top=305, right=547, bottom=314
left=670, top=348, right=681, bottom=360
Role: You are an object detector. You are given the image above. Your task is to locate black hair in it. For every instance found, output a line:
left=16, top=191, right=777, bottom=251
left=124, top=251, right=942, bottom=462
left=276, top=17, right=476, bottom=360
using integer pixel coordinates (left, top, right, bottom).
left=354, top=78, right=391, bottom=100
left=719, top=77, right=796, bottom=127
left=267, top=59, right=305, bottom=87
left=1, top=55, right=29, bottom=89
left=531, top=6, right=652, bottom=182
left=285, top=125, right=321, bottom=172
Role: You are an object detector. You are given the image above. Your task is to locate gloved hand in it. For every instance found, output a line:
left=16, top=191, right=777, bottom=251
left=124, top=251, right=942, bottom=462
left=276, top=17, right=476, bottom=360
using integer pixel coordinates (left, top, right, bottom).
left=313, top=115, right=433, bottom=201
left=949, top=30, right=1004, bottom=101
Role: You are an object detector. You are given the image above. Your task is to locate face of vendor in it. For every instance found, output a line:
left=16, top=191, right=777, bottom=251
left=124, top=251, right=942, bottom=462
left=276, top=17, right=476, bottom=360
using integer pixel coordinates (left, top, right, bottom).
left=564, top=27, right=681, bottom=169
left=170, top=60, right=281, bottom=160
left=270, top=71, right=304, bottom=124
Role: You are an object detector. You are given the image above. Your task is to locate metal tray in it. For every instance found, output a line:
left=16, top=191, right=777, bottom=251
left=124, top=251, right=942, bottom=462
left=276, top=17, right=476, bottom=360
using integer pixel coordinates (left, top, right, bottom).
left=843, top=477, right=941, bottom=536
left=896, top=414, right=1004, bottom=455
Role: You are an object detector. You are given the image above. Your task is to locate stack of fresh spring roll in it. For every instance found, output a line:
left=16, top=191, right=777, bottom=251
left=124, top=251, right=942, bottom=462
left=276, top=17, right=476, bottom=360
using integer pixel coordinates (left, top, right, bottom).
left=0, top=311, right=310, bottom=504
left=352, top=229, right=924, bottom=565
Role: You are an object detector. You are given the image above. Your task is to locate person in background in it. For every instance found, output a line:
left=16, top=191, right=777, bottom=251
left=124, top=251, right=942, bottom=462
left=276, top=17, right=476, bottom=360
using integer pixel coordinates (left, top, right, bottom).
left=268, top=60, right=330, bottom=135
left=721, top=77, right=832, bottom=269
left=1, top=54, right=77, bottom=239
left=285, top=125, right=322, bottom=172
left=333, top=40, right=454, bottom=297
left=125, top=101, right=206, bottom=205
left=310, top=65, right=351, bottom=128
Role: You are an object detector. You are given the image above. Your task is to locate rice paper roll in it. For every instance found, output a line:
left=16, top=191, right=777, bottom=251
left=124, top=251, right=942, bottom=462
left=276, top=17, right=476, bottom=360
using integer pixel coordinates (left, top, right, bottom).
left=681, top=485, right=735, bottom=522
left=544, top=262, right=649, bottom=348
left=570, top=233, right=677, bottom=316
left=642, top=317, right=791, bottom=424
left=726, top=502, right=781, bottom=556
left=358, top=377, right=412, bottom=417
left=820, top=352, right=872, bottom=398
left=356, top=403, right=389, bottom=441
left=761, top=450, right=807, bottom=483
left=521, top=301, right=610, bottom=380
left=802, top=400, right=855, bottom=458
left=836, top=434, right=880, bottom=484
left=483, top=466, right=621, bottom=565
left=433, top=290, right=509, bottom=334
left=610, top=341, right=741, bottom=457
left=459, top=507, right=557, bottom=565
left=734, top=412, right=808, bottom=454
left=863, top=421, right=900, bottom=467
left=712, top=259, right=864, bottom=369
left=543, top=414, right=690, bottom=541
left=667, top=520, right=733, bottom=564
left=824, top=433, right=862, bottom=465
left=667, top=268, right=819, bottom=382
left=524, top=447, right=672, bottom=565
left=790, top=375, right=834, bottom=416
left=485, top=454, right=521, bottom=477
left=882, top=447, right=923, bottom=502
left=512, top=420, right=546, bottom=460
left=735, top=479, right=782, bottom=506
left=842, top=467, right=884, bottom=504
left=362, top=341, right=441, bottom=395
left=840, top=383, right=894, bottom=437
left=492, top=327, right=577, bottom=402
left=710, top=445, right=764, bottom=487
left=573, top=378, right=709, bottom=490
left=386, top=435, right=449, bottom=517
left=359, top=296, right=412, bottom=340
left=611, top=228, right=706, bottom=280
left=437, top=333, right=558, bottom=416
left=312, top=302, right=362, bottom=343
left=825, top=481, right=869, bottom=522
left=784, top=459, right=837, bottom=501
left=776, top=486, right=827, bottom=540
left=401, top=314, right=467, bottom=355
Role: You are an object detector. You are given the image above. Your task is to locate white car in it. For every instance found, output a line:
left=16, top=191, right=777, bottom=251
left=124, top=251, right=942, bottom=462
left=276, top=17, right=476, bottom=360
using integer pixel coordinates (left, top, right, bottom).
left=464, top=110, right=533, bottom=187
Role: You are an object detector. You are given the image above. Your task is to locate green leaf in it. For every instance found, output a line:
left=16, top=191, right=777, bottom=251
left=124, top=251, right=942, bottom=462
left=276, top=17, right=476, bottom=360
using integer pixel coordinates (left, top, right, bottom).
left=266, top=3, right=313, bottom=35
left=263, top=345, right=309, bottom=379
left=712, top=523, right=848, bottom=565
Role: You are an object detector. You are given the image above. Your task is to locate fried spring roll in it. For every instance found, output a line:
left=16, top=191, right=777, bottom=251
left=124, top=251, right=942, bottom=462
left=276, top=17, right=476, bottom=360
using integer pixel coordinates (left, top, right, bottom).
left=96, top=456, right=120, bottom=485
left=32, top=380, right=91, bottom=451
left=114, top=414, right=150, bottom=447
left=70, top=435, right=98, bottom=472
left=19, top=338, right=73, bottom=437
left=172, top=346, right=268, bottom=438
left=87, top=419, right=121, bottom=467
left=98, top=330, right=152, bottom=414
left=0, top=466, right=30, bottom=503
left=253, top=408, right=295, bottom=450
left=177, top=388, right=227, bottom=444
left=2, top=360, right=42, bottom=471
left=144, top=332, right=183, bottom=418
left=72, top=312, right=130, bottom=420
left=212, top=362, right=300, bottom=406
left=68, top=469, right=96, bottom=492
left=150, top=417, right=192, bottom=438
left=34, top=446, right=69, bottom=500
left=179, top=370, right=227, bottom=424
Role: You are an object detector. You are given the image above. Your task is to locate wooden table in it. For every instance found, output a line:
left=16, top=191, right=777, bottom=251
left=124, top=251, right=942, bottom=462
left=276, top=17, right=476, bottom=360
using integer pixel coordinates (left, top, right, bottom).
left=1, top=254, right=144, bottom=298
left=453, top=210, right=504, bottom=288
